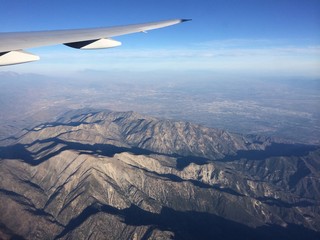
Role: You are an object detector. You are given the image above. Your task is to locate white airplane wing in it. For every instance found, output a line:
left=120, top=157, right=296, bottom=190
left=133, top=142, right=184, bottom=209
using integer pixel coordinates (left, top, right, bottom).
left=0, top=19, right=190, bottom=66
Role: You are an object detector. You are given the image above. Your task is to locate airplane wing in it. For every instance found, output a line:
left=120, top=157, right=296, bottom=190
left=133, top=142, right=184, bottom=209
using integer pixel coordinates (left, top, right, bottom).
left=0, top=19, right=190, bottom=66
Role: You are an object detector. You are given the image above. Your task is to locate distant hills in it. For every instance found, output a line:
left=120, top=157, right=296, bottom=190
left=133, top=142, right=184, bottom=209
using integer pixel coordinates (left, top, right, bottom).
left=0, top=109, right=319, bottom=239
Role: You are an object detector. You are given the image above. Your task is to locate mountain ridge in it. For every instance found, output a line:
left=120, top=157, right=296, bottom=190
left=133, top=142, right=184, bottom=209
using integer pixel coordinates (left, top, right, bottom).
left=0, top=109, right=319, bottom=239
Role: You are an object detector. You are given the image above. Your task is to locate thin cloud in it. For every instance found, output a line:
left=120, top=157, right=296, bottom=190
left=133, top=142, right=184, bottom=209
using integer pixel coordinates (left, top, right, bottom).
left=19, top=39, right=320, bottom=78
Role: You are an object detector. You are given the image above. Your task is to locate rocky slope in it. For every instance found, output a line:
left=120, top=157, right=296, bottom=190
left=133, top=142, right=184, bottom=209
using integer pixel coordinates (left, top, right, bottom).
left=0, top=109, right=319, bottom=240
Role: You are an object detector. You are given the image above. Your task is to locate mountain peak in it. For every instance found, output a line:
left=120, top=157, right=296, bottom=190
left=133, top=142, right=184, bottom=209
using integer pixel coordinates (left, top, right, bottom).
left=19, top=109, right=270, bottom=162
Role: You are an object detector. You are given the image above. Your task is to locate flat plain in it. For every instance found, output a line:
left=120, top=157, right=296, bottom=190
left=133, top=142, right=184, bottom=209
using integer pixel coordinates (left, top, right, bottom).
left=0, top=71, right=319, bottom=145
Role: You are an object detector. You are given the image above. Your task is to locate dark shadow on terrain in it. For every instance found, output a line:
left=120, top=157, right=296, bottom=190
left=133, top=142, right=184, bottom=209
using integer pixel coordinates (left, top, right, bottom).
left=0, top=189, right=33, bottom=208
left=220, top=143, right=318, bottom=162
left=28, top=120, right=104, bottom=131
left=0, top=138, right=212, bottom=170
left=131, top=166, right=244, bottom=197
left=0, top=139, right=318, bottom=170
left=0, top=223, right=25, bottom=240
left=0, top=144, right=34, bottom=163
left=176, top=155, right=208, bottom=170
left=136, top=142, right=317, bottom=169
left=256, top=196, right=315, bottom=208
left=0, top=138, right=156, bottom=166
left=288, top=159, right=312, bottom=187
left=0, top=139, right=243, bottom=196
left=55, top=203, right=320, bottom=240
left=0, top=190, right=63, bottom=228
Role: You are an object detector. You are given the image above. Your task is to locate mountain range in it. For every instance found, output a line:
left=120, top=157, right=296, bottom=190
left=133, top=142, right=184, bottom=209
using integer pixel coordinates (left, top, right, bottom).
left=0, top=109, right=319, bottom=239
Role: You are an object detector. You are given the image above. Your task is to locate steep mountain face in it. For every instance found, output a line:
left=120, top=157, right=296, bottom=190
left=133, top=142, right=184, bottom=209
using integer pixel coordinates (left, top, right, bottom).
left=0, top=109, right=319, bottom=240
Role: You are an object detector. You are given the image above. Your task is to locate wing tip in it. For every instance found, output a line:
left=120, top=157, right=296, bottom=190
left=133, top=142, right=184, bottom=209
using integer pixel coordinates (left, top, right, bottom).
left=181, top=19, right=192, bottom=23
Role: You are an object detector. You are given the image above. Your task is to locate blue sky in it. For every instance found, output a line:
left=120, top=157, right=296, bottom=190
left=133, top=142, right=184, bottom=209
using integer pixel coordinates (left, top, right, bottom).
left=1, top=0, right=320, bottom=78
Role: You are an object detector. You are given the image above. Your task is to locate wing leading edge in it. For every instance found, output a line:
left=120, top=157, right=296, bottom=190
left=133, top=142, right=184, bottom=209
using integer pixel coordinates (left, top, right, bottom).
left=0, top=19, right=191, bottom=66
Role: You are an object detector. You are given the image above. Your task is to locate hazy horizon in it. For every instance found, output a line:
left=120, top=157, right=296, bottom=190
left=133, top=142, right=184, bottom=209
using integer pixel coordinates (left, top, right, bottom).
left=1, top=71, right=319, bottom=145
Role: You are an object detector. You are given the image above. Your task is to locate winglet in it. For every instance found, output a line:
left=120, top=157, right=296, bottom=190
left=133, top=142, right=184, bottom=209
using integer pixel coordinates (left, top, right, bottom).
left=181, top=19, right=192, bottom=23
